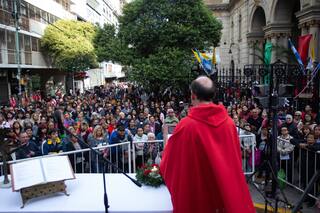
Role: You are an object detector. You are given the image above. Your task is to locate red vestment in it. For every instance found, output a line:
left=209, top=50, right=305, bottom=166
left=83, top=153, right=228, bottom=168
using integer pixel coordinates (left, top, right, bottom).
left=160, top=103, right=255, bottom=213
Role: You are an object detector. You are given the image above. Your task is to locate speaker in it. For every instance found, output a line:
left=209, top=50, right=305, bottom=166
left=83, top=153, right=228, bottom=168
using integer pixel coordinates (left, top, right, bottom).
left=253, top=85, right=269, bottom=97
left=278, top=84, right=294, bottom=97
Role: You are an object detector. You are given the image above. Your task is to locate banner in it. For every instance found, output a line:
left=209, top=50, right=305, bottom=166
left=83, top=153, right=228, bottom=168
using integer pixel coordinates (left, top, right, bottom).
left=264, top=42, right=272, bottom=65
left=298, top=34, right=312, bottom=65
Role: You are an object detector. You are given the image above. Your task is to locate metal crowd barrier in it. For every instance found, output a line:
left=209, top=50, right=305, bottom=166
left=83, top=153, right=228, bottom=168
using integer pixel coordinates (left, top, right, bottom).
left=239, top=133, right=256, bottom=175
left=0, top=135, right=256, bottom=177
left=276, top=137, right=320, bottom=200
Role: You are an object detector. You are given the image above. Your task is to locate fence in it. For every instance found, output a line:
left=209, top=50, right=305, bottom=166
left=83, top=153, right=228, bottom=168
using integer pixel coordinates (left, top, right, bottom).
left=3, top=135, right=319, bottom=200
left=215, top=63, right=319, bottom=110
left=0, top=135, right=257, bottom=175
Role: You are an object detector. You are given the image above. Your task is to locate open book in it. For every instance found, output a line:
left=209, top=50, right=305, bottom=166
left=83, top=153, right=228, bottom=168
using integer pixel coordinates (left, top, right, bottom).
left=10, top=155, right=75, bottom=191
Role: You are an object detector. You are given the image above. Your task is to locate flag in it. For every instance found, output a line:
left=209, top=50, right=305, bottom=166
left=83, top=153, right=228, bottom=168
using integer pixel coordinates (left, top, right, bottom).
left=192, top=49, right=201, bottom=63
left=310, top=36, right=315, bottom=62
left=212, top=47, right=216, bottom=65
left=200, top=53, right=210, bottom=60
left=306, top=57, right=313, bottom=71
left=288, top=38, right=305, bottom=74
left=193, top=48, right=214, bottom=76
left=264, top=42, right=272, bottom=65
left=298, top=34, right=312, bottom=65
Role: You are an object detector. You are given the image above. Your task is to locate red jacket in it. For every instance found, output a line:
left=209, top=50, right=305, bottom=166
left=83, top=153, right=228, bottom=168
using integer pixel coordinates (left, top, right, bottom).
left=160, top=103, right=254, bottom=213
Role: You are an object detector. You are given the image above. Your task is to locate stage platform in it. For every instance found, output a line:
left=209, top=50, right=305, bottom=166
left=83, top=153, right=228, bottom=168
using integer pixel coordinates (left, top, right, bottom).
left=0, top=174, right=173, bottom=213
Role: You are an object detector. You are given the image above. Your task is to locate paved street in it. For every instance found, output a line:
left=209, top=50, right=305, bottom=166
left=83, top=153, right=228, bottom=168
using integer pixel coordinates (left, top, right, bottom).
left=250, top=184, right=319, bottom=212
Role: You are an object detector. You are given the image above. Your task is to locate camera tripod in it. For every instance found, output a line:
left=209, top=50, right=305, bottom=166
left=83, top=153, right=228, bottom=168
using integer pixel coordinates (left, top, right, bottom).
left=246, top=153, right=292, bottom=212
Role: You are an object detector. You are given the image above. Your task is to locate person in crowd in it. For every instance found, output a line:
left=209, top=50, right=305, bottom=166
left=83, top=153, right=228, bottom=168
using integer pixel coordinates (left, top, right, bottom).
left=281, top=114, right=299, bottom=138
left=6, top=111, right=15, bottom=127
left=63, top=126, right=86, bottom=172
left=15, top=131, right=41, bottom=160
left=160, top=76, right=254, bottom=213
left=127, top=119, right=137, bottom=136
left=302, top=105, right=317, bottom=121
left=0, top=113, right=10, bottom=129
left=42, top=129, right=63, bottom=155
left=293, top=111, right=303, bottom=127
left=87, top=125, right=108, bottom=173
left=108, top=124, right=132, bottom=173
left=79, top=121, right=91, bottom=143
left=12, top=121, right=22, bottom=139
left=247, top=108, right=263, bottom=134
left=277, top=126, right=295, bottom=183
left=63, top=112, right=75, bottom=128
left=300, top=133, right=320, bottom=207
left=133, top=127, right=148, bottom=168
left=164, top=108, right=179, bottom=125
left=143, top=132, right=161, bottom=164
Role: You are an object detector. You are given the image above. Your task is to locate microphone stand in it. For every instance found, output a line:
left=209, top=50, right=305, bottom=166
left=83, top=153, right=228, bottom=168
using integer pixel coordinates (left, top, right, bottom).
left=59, top=123, right=141, bottom=213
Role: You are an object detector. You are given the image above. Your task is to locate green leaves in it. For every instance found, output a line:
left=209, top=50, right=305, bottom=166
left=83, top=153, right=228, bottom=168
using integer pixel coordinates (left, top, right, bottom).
left=41, top=20, right=98, bottom=72
left=94, top=0, right=222, bottom=93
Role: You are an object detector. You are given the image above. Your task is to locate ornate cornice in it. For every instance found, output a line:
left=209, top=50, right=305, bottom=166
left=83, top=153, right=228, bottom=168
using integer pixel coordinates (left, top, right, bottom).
left=296, top=5, right=320, bottom=28
left=207, top=3, right=229, bottom=11
left=263, top=23, right=293, bottom=39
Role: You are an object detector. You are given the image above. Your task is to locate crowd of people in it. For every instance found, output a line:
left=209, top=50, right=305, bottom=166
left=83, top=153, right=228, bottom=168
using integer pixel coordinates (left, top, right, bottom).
left=0, top=81, right=320, bottom=204
left=0, top=83, right=186, bottom=172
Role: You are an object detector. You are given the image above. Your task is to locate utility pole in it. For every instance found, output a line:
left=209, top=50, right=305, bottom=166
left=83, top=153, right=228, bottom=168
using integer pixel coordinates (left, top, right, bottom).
left=13, top=0, right=22, bottom=104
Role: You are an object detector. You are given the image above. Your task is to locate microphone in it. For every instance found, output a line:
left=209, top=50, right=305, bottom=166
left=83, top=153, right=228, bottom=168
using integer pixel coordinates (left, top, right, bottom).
left=53, top=110, right=141, bottom=213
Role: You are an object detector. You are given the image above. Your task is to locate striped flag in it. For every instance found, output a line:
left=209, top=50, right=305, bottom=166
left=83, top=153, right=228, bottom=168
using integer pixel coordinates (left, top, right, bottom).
left=288, top=38, right=305, bottom=75
left=192, top=49, right=201, bottom=63
left=192, top=48, right=214, bottom=76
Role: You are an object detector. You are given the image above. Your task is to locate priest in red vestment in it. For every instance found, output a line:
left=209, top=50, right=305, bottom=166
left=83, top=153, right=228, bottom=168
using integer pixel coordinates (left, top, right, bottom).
left=160, top=76, right=255, bottom=213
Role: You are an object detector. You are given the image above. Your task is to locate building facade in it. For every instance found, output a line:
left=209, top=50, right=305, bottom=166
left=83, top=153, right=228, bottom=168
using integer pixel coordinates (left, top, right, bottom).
left=70, top=0, right=127, bottom=92
left=206, top=0, right=320, bottom=70
left=0, top=0, right=74, bottom=104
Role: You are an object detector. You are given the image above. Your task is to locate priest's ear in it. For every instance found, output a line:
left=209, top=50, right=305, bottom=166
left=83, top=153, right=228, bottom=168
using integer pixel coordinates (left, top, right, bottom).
left=191, top=92, right=197, bottom=101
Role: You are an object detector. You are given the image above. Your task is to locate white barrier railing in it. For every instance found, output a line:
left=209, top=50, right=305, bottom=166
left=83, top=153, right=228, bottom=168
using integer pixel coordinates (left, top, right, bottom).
left=0, top=135, right=256, bottom=176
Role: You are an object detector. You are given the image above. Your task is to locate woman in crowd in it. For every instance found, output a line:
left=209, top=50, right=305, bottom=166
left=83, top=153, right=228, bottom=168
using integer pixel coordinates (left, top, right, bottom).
left=63, top=126, right=86, bottom=172
left=87, top=125, right=108, bottom=173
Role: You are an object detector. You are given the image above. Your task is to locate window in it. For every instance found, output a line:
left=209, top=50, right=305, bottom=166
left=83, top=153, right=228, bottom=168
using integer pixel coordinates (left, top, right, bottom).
left=238, top=14, right=242, bottom=41
left=41, top=10, right=48, bottom=23
left=35, top=7, right=41, bottom=21
left=20, top=2, right=28, bottom=17
left=29, top=4, right=35, bottom=19
left=24, top=35, right=31, bottom=51
left=24, top=35, right=31, bottom=64
left=31, top=37, right=38, bottom=51
left=231, top=20, right=234, bottom=43
left=0, top=29, right=5, bottom=63
left=7, top=30, right=15, bottom=64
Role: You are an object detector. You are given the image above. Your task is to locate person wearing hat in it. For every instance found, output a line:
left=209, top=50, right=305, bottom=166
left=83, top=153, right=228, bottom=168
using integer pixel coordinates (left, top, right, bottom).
left=282, top=114, right=298, bottom=139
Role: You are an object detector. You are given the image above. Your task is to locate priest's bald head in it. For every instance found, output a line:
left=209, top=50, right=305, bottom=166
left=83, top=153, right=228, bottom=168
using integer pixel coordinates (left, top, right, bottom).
left=190, top=76, right=216, bottom=106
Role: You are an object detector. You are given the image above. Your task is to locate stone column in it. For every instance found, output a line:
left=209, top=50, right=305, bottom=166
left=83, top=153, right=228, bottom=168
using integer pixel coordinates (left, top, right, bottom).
left=270, top=36, right=278, bottom=63
left=277, top=33, right=290, bottom=63
left=248, top=40, right=255, bottom=64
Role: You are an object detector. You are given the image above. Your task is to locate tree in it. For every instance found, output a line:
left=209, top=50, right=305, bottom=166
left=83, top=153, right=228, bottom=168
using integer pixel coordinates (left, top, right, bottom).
left=41, top=20, right=98, bottom=92
left=94, top=0, right=222, bottom=93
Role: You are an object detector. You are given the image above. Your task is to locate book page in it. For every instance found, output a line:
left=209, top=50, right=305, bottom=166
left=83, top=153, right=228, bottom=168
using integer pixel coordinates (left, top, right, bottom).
left=41, top=156, right=75, bottom=183
left=10, top=159, right=45, bottom=191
